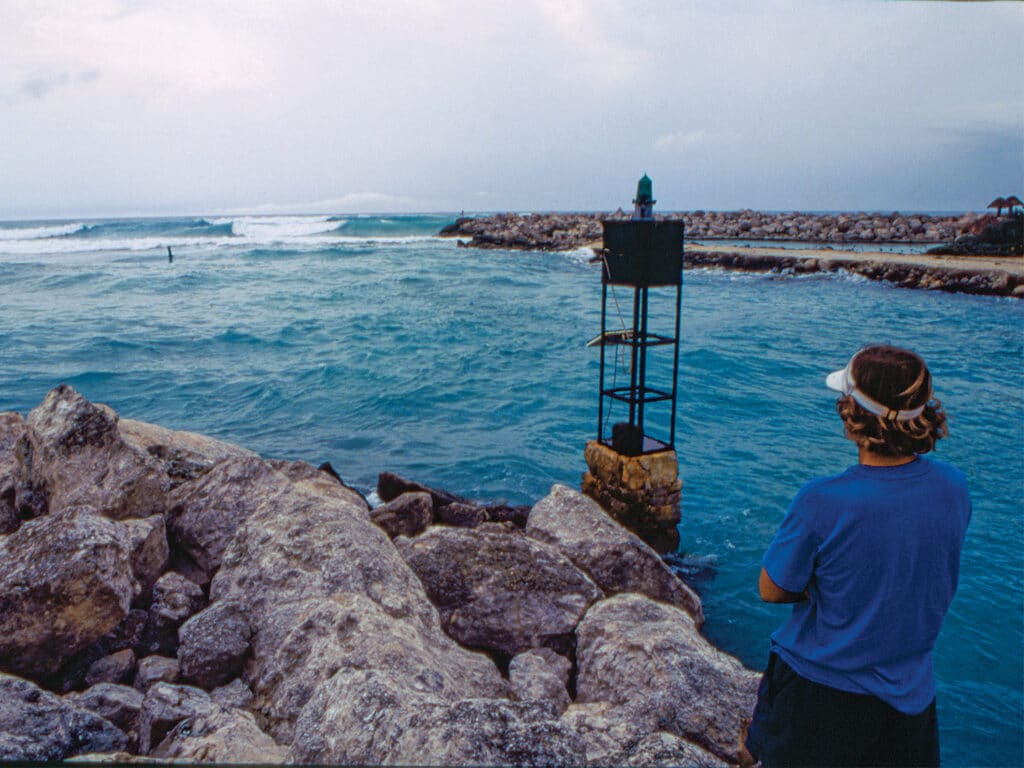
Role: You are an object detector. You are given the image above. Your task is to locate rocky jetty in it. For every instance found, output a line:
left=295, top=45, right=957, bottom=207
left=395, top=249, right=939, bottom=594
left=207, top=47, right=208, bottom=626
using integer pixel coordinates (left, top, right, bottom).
left=683, top=250, right=1024, bottom=298
left=0, top=386, right=758, bottom=765
left=439, top=211, right=1023, bottom=297
left=440, top=210, right=982, bottom=250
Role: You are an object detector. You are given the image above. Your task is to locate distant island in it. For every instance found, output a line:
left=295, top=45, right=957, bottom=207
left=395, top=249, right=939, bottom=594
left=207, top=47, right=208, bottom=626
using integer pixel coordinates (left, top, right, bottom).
left=440, top=210, right=1024, bottom=298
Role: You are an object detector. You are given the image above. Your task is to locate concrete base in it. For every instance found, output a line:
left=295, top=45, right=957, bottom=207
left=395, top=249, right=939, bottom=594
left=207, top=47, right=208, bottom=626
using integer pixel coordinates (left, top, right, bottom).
left=581, top=440, right=682, bottom=554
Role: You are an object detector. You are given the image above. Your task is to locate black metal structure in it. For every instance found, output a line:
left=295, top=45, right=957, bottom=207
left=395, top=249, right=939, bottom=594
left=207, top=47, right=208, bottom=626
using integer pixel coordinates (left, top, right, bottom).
left=596, top=218, right=684, bottom=456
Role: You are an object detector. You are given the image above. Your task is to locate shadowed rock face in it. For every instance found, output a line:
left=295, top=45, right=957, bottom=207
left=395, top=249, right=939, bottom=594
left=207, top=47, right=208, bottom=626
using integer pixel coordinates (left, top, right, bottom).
left=0, top=672, right=128, bottom=761
left=0, top=506, right=136, bottom=677
left=397, top=526, right=604, bottom=659
left=575, top=593, right=760, bottom=765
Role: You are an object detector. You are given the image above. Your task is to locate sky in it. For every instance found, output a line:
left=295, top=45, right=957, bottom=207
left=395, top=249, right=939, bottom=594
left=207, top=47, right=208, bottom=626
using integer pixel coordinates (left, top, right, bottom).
left=1, top=0, right=1022, bottom=218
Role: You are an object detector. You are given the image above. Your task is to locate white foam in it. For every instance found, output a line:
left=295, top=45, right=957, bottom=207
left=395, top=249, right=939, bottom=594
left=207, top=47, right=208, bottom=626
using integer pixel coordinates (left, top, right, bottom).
left=226, top=215, right=338, bottom=240
left=0, top=235, right=227, bottom=256
left=0, top=222, right=83, bottom=240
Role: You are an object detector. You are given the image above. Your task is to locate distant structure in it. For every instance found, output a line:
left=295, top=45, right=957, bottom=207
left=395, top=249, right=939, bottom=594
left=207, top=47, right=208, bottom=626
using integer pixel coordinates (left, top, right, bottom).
left=633, top=173, right=655, bottom=220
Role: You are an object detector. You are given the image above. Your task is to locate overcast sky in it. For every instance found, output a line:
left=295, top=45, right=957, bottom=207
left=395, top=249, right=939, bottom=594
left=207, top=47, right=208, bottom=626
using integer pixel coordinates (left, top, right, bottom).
left=2, top=0, right=1021, bottom=218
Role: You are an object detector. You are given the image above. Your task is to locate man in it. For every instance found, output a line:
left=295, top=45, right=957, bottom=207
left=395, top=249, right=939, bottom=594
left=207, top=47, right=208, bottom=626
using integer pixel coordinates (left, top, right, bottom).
left=745, top=345, right=971, bottom=767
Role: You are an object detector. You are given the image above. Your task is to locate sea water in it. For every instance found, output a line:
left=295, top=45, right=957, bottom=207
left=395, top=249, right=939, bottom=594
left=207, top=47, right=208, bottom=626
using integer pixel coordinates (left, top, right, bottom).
left=0, top=214, right=1020, bottom=766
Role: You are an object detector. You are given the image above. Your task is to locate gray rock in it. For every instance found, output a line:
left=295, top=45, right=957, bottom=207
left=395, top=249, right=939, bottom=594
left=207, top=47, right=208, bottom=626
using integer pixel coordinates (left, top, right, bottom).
left=0, top=672, right=128, bottom=761
left=575, top=593, right=759, bottom=764
left=152, top=705, right=286, bottom=762
left=118, top=417, right=257, bottom=488
left=510, top=647, right=572, bottom=714
left=625, top=731, right=729, bottom=767
left=369, top=490, right=433, bottom=538
left=141, top=571, right=204, bottom=655
left=134, top=655, right=180, bottom=692
left=288, top=669, right=586, bottom=766
left=120, top=515, right=169, bottom=599
left=560, top=702, right=728, bottom=767
left=0, top=506, right=135, bottom=676
left=85, top=649, right=137, bottom=687
left=210, top=678, right=253, bottom=710
left=21, top=385, right=167, bottom=519
left=65, top=682, right=144, bottom=733
left=527, top=484, right=704, bottom=624
left=398, top=526, right=603, bottom=658
left=137, top=681, right=213, bottom=754
left=436, top=501, right=487, bottom=528
left=177, top=600, right=252, bottom=689
left=166, top=456, right=303, bottom=584
left=209, top=474, right=506, bottom=744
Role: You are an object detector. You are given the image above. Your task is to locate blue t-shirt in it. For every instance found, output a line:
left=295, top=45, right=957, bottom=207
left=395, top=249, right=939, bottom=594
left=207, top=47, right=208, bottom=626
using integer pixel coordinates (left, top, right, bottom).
left=763, top=455, right=971, bottom=714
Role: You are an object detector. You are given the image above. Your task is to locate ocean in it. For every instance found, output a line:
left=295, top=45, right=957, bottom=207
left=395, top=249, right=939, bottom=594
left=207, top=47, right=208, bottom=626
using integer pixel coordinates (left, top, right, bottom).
left=0, top=214, right=1021, bottom=766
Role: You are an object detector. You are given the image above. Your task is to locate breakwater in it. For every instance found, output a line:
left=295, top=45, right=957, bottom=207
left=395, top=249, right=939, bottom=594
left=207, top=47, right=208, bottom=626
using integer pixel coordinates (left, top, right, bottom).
left=440, top=210, right=976, bottom=249
left=440, top=212, right=1024, bottom=297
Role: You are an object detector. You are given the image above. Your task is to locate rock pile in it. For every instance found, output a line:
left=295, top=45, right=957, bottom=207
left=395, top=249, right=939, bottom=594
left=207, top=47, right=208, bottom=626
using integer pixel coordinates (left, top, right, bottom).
left=0, top=386, right=758, bottom=765
left=440, top=210, right=983, bottom=251
left=682, top=251, right=1024, bottom=298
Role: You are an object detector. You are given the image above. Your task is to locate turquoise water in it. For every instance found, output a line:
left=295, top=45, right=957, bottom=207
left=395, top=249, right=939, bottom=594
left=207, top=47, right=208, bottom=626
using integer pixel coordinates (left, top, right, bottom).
left=1, top=214, right=1021, bottom=766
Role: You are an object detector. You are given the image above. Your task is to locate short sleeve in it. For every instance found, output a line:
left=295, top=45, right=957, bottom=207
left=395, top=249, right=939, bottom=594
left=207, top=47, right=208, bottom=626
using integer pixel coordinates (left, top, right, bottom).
left=763, top=489, right=821, bottom=594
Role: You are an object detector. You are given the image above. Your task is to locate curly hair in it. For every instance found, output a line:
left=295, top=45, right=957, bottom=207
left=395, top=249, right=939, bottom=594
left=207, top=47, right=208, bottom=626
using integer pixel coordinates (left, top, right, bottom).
left=836, top=345, right=949, bottom=457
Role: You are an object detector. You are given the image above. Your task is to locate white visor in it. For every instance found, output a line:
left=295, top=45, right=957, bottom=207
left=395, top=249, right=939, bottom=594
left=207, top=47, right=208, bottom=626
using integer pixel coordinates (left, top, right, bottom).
left=826, top=357, right=927, bottom=422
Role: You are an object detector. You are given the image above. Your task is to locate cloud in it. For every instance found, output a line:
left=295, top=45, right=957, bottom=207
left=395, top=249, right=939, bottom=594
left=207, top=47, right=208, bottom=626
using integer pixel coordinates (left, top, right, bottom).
left=654, top=130, right=735, bottom=152
left=223, top=192, right=423, bottom=215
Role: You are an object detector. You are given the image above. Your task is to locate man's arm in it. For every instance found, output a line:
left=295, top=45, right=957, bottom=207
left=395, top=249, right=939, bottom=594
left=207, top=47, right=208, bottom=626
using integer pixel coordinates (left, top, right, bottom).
left=758, top=567, right=809, bottom=603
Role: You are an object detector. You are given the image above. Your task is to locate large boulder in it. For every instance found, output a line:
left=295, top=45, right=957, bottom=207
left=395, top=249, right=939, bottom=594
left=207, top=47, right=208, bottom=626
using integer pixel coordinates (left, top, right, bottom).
left=152, top=706, right=285, bottom=763
left=0, top=672, right=128, bottom=761
left=20, top=386, right=166, bottom=519
left=209, top=476, right=506, bottom=744
left=288, top=669, right=586, bottom=766
left=165, top=456, right=293, bottom=585
left=574, top=593, right=759, bottom=764
left=397, top=526, right=604, bottom=658
left=177, top=600, right=252, bottom=690
left=527, top=484, right=703, bottom=624
left=0, top=506, right=135, bottom=677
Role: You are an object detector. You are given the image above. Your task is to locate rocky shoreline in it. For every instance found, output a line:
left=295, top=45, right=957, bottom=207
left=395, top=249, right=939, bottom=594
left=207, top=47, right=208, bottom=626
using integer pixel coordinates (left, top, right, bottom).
left=440, top=211, right=1024, bottom=298
left=0, top=386, right=757, bottom=766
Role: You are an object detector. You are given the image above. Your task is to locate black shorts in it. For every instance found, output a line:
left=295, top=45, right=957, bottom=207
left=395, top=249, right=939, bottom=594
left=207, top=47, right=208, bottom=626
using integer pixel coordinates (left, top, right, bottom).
left=745, top=653, right=939, bottom=767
